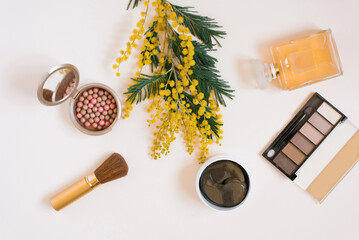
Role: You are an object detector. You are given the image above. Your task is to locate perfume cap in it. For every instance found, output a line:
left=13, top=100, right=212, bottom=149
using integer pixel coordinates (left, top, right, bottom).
left=253, top=60, right=278, bottom=89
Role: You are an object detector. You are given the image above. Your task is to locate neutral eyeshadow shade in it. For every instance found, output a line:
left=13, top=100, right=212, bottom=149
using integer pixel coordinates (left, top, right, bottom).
left=294, top=120, right=358, bottom=190
left=273, top=153, right=297, bottom=175
left=282, top=143, right=306, bottom=165
left=308, top=112, right=333, bottom=135
left=317, top=102, right=342, bottom=125
left=306, top=130, right=359, bottom=202
left=300, top=122, right=324, bottom=145
left=291, top=132, right=315, bottom=155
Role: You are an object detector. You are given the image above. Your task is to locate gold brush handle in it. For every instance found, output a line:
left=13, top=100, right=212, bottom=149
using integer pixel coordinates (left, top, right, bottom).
left=50, top=173, right=100, bottom=211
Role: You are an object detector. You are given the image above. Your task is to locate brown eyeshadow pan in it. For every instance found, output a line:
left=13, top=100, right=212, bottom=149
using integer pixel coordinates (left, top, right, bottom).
left=291, top=132, right=315, bottom=155
left=308, top=112, right=333, bottom=135
left=299, top=122, right=324, bottom=145
left=282, top=143, right=306, bottom=165
left=273, top=153, right=297, bottom=175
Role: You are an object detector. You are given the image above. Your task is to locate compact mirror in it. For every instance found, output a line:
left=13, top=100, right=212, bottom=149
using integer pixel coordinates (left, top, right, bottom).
left=37, top=64, right=80, bottom=106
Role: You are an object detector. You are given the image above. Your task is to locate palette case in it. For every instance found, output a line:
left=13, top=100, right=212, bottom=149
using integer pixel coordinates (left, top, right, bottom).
left=263, top=93, right=359, bottom=202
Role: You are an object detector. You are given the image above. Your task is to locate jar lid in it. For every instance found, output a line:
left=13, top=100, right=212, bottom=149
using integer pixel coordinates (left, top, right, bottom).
left=37, top=64, right=80, bottom=106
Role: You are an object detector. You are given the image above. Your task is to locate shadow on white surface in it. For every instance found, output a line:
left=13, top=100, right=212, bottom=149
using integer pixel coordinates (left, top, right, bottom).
left=7, top=54, right=58, bottom=105
left=178, top=163, right=202, bottom=205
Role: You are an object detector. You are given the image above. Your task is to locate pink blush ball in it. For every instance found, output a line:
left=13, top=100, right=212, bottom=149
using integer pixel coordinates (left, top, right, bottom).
left=91, top=99, right=97, bottom=104
left=84, top=122, right=91, bottom=127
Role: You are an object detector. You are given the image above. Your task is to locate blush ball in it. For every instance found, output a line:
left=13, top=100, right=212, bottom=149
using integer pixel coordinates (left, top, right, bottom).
left=75, top=86, right=118, bottom=132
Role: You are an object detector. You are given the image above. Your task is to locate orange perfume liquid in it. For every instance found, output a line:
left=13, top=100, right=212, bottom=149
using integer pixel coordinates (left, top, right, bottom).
left=255, top=30, right=343, bottom=89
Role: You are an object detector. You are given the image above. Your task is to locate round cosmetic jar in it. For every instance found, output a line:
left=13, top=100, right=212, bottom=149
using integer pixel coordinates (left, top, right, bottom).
left=196, top=155, right=250, bottom=211
left=37, top=64, right=121, bottom=135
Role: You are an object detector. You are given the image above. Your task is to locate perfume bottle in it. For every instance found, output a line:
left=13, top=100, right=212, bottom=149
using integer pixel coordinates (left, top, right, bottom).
left=255, top=29, right=343, bottom=89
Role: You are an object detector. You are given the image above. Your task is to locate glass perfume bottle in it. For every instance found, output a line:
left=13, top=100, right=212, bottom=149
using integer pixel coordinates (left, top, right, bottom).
left=255, top=29, right=343, bottom=89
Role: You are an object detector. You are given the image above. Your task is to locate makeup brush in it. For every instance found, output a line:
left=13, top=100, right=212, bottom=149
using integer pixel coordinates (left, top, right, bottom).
left=50, top=153, right=128, bottom=211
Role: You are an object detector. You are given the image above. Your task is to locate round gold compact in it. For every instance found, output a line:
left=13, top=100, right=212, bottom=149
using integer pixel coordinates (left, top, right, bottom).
left=37, top=64, right=121, bottom=136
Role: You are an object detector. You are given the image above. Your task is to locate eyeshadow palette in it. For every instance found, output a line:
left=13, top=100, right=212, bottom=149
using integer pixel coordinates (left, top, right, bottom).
left=263, top=93, right=359, bottom=202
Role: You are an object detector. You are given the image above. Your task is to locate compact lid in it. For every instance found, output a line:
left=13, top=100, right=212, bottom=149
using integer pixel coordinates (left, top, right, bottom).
left=37, top=64, right=80, bottom=106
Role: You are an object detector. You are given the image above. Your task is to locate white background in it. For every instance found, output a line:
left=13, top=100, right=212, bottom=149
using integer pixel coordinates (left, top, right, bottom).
left=1, top=0, right=359, bottom=239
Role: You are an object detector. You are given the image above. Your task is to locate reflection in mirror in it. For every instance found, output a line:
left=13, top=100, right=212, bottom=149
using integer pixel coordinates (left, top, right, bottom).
left=43, top=89, right=53, bottom=102
left=42, top=68, right=76, bottom=103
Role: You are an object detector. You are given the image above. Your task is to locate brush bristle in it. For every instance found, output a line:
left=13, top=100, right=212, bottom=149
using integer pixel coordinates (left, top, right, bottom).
left=94, top=153, right=128, bottom=184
